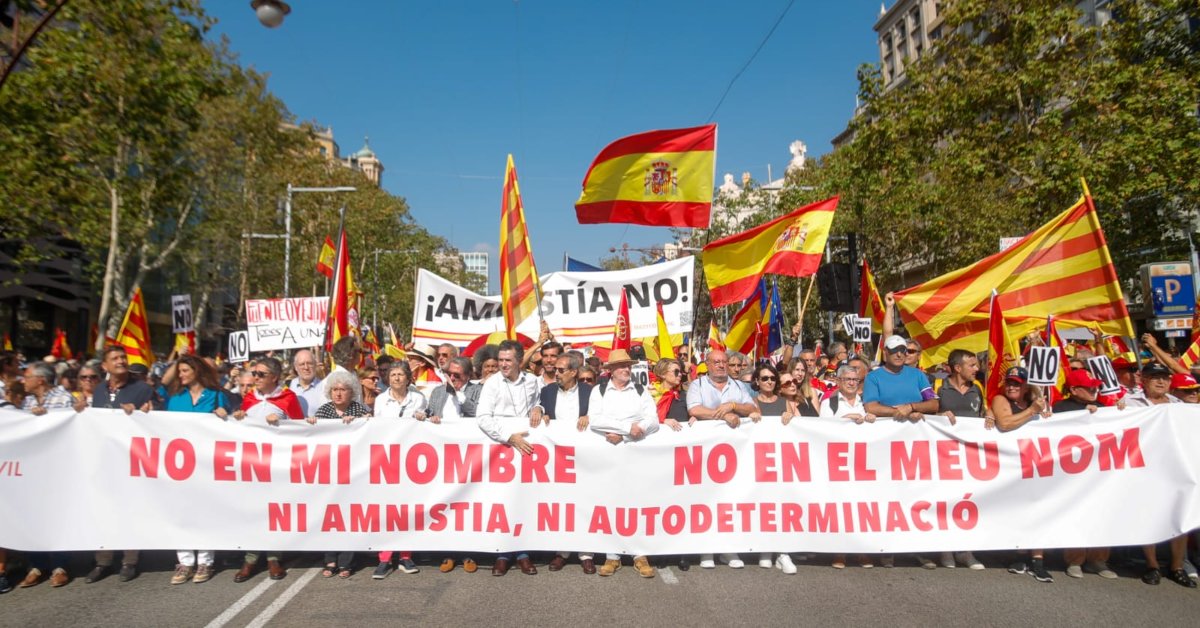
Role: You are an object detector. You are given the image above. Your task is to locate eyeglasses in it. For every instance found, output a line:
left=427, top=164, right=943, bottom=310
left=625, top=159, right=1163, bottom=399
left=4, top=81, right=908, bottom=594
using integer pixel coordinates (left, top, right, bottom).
left=887, top=347, right=910, bottom=354
left=549, top=366, right=573, bottom=374
left=79, top=374, right=99, bottom=380
left=758, top=375, right=777, bottom=382
left=779, top=379, right=796, bottom=386
left=363, top=376, right=378, bottom=381
left=840, top=377, right=862, bottom=383
left=437, top=352, right=452, bottom=358
left=667, top=369, right=681, bottom=376
left=448, top=371, right=464, bottom=379
left=251, top=371, right=271, bottom=378
left=579, top=377, right=595, bottom=384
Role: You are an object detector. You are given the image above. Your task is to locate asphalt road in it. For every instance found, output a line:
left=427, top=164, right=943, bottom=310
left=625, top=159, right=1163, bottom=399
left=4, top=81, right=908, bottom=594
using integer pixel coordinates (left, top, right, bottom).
left=2, top=550, right=1198, bottom=627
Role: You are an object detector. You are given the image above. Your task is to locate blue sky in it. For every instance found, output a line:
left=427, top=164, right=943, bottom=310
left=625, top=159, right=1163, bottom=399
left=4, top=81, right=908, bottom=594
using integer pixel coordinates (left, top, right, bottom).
left=206, top=1, right=884, bottom=293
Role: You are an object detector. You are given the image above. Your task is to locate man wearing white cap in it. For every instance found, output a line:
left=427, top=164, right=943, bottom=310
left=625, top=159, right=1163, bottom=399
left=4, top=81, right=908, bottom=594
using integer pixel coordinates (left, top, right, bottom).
left=863, top=335, right=938, bottom=422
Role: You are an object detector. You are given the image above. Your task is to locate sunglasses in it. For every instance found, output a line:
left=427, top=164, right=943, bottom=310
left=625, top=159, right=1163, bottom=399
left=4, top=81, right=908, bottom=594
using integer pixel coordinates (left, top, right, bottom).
left=363, top=376, right=378, bottom=381
left=448, top=371, right=464, bottom=379
left=887, top=347, right=910, bottom=354
left=779, top=379, right=796, bottom=386
left=79, top=374, right=100, bottom=380
left=251, top=371, right=271, bottom=378
left=667, top=369, right=682, bottom=376
left=758, top=375, right=777, bottom=382
left=549, top=366, right=573, bottom=374
left=579, top=377, right=595, bottom=384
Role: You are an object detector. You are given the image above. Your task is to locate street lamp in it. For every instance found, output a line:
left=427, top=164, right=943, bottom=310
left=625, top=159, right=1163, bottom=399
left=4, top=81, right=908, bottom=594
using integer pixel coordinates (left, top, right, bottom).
left=284, top=184, right=355, bottom=298
left=250, top=0, right=290, bottom=28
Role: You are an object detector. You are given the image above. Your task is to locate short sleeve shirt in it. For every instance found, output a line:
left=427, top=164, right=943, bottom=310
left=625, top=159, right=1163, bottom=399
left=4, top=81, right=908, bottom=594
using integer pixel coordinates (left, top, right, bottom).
left=863, top=366, right=933, bottom=407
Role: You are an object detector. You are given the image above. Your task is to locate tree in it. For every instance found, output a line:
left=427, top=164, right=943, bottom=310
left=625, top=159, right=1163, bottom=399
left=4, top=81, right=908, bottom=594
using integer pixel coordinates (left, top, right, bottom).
left=818, top=0, right=1200, bottom=298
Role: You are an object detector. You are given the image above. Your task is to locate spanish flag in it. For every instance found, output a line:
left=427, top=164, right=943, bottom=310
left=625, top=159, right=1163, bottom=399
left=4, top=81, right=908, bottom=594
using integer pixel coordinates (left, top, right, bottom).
left=611, top=288, right=631, bottom=352
left=327, top=223, right=354, bottom=351
left=724, top=280, right=766, bottom=355
left=859, top=259, right=886, bottom=333
left=316, top=235, right=336, bottom=279
left=702, top=197, right=838, bottom=307
left=174, top=330, right=196, bottom=355
left=575, top=124, right=716, bottom=228
left=894, top=182, right=1133, bottom=367
left=707, top=319, right=725, bottom=352
left=985, top=291, right=1018, bottom=407
left=115, top=287, right=154, bottom=366
left=51, top=328, right=71, bottom=359
left=499, top=154, right=542, bottom=339
left=2, top=333, right=11, bottom=351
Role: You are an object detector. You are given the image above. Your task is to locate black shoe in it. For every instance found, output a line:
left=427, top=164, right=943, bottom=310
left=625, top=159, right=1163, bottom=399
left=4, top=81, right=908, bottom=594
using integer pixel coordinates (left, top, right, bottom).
left=84, top=565, right=109, bottom=584
left=1029, top=559, right=1053, bottom=583
left=372, top=562, right=392, bottom=580
left=1166, top=569, right=1197, bottom=588
left=118, top=564, right=137, bottom=582
left=678, top=558, right=690, bottom=572
left=0, top=572, right=11, bottom=594
left=1007, top=561, right=1027, bottom=575
left=1142, top=568, right=1161, bottom=585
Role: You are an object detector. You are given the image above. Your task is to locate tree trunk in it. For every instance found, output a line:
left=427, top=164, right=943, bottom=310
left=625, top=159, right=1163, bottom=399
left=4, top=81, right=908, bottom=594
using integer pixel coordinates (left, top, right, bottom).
left=94, top=179, right=122, bottom=352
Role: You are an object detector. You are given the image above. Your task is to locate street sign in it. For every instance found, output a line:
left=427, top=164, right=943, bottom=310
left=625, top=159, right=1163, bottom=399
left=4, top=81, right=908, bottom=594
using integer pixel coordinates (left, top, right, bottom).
left=1140, top=262, right=1195, bottom=318
left=1151, top=317, right=1191, bottom=331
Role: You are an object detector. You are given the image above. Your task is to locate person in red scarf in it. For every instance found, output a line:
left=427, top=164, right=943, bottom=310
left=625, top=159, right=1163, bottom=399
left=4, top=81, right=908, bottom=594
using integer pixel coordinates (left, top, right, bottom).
left=652, top=358, right=691, bottom=431
left=233, top=356, right=303, bottom=423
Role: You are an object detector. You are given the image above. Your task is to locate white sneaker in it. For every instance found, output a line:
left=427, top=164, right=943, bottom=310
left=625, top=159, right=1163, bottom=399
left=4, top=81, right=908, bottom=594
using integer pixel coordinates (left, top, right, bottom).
left=776, top=554, right=797, bottom=575
left=940, top=552, right=956, bottom=569
left=955, top=551, right=984, bottom=570
left=720, top=553, right=744, bottom=569
left=1084, top=561, right=1118, bottom=580
left=1183, top=558, right=1198, bottom=580
left=699, top=554, right=716, bottom=569
left=758, top=553, right=773, bottom=569
left=1066, top=564, right=1084, bottom=579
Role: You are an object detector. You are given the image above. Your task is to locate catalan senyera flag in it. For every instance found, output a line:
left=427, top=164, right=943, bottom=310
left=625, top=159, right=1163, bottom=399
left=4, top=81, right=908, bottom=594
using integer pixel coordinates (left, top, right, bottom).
left=985, top=291, right=1019, bottom=408
left=499, top=154, right=542, bottom=339
left=894, top=182, right=1134, bottom=367
left=611, top=289, right=631, bottom=352
left=316, top=235, right=336, bottom=279
left=575, top=124, right=716, bottom=228
left=115, top=286, right=154, bottom=366
left=174, top=330, right=196, bottom=355
left=1180, top=335, right=1200, bottom=370
left=655, top=302, right=676, bottom=360
left=725, top=280, right=767, bottom=355
left=859, top=258, right=887, bottom=333
left=703, top=196, right=838, bottom=307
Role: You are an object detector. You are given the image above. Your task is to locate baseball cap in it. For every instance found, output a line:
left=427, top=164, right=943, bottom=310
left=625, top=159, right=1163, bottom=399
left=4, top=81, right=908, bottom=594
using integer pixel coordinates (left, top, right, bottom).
left=1170, top=373, right=1199, bottom=390
left=1004, top=366, right=1028, bottom=383
left=1142, top=362, right=1172, bottom=378
left=1065, top=369, right=1102, bottom=389
left=1111, top=357, right=1136, bottom=370
left=884, top=335, right=908, bottom=352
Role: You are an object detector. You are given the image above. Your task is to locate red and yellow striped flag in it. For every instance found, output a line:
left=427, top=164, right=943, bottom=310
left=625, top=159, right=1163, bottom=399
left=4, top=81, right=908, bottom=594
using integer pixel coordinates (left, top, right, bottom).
left=859, top=258, right=886, bottom=333
left=702, top=197, right=838, bottom=307
left=985, top=292, right=1018, bottom=408
left=655, top=302, right=676, bottom=361
left=316, top=235, right=336, bottom=279
left=115, top=287, right=154, bottom=366
left=724, top=280, right=766, bottom=355
left=1180, top=335, right=1200, bottom=370
left=707, top=319, right=725, bottom=352
left=174, top=330, right=195, bottom=355
left=894, top=183, right=1133, bottom=367
left=575, top=124, right=716, bottom=228
left=499, top=154, right=542, bottom=339
left=2, top=333, right=12, bottom=351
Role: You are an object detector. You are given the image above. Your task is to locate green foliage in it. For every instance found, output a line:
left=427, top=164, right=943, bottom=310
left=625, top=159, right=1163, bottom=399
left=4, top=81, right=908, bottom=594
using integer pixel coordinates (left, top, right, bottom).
left=813, top=0, right=1200, bottom=299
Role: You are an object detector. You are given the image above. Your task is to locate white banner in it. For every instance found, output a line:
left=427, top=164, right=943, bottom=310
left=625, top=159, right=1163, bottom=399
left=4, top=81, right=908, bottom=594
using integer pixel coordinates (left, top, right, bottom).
left=245, top=297, right=329, bottom=352
left=2, top=406, right=1199, bottom=554
left=411, top=259, right=694, bottom=346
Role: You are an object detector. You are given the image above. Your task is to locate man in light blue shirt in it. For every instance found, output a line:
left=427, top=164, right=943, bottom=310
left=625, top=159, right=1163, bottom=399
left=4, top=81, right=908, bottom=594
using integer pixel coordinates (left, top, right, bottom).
left=863, top=335, right=938, bottom=422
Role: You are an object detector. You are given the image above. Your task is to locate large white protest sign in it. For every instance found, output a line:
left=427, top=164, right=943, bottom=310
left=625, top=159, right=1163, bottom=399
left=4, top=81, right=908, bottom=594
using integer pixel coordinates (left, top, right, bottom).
left=1087, top=356, right=1121, bottom=395
left=245, top=297, right=329, bottom=351
left=1, top=406, right=1198, bottom=554
left=171, top=295, right=193, bottom=333
left=411, top=258, right=695, bottom=346
left=1026, top=346, right=1061, bottom=386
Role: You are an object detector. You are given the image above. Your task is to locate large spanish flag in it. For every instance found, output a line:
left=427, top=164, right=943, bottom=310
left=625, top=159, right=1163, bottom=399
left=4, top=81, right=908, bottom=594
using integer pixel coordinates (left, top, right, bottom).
left=575, top=124, right=716, bottom=228
left=500, top=154, right=542, bottom=339
left=703, top=196, right=838, bottom=307
left=115, top=286, right=154, bottom=366
left=894, top=183, right=1134, bottom=367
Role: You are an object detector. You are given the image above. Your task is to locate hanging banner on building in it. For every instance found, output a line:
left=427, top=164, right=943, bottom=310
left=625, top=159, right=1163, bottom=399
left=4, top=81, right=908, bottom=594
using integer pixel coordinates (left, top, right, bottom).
left=1, top=406, right=1198, bottom=554
left=245, top=297, right=330, bottom=352
left=411, top=259, right=694, bottom=346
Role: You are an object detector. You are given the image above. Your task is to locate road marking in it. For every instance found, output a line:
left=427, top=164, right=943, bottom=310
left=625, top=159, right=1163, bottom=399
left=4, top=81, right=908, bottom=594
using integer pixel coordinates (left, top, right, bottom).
left=660, top=566, right=679, bottom=584
left=244, top=568, right=320, bottom=628
left=203, top=577, right=277, bottom=628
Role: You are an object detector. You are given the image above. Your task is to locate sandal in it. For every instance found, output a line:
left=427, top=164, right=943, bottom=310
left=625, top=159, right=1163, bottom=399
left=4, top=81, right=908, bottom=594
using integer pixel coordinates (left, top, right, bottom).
left=322, top=564, right=337, bottom=578
left=337, top=567, right=352, bottom=579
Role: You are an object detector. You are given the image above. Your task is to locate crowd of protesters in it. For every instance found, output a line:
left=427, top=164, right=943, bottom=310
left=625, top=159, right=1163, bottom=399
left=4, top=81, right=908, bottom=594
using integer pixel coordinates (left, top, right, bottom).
left=1, top=315, right=1198, bottom=592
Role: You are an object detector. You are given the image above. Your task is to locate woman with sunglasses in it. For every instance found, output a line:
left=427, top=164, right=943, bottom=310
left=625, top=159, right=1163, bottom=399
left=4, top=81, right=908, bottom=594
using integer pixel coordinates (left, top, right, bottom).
left=578, top=366, right=599, bottom=387
left=75, top=364, right=102, bottom=406
left=652, top=358, right=691, bottom=431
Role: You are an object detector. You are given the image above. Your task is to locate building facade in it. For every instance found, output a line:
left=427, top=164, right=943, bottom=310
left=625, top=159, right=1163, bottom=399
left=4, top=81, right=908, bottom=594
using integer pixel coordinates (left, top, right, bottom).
left=459, top=252, right=489, bottom=293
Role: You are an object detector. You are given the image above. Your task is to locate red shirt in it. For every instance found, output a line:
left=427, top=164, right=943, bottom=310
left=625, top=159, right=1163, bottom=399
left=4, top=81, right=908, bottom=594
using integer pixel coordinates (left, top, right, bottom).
left=242, top=387, right=305, bottom=419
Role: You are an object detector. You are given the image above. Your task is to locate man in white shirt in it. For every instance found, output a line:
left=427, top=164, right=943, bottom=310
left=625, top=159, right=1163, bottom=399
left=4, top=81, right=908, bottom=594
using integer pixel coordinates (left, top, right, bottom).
left=586, top=349, right=659, bottom=578
left=289, top=349, right=325, bottom=416
left=820, top=364, right=875, bottom=423
left=475, top=339, right=540, bottom=576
